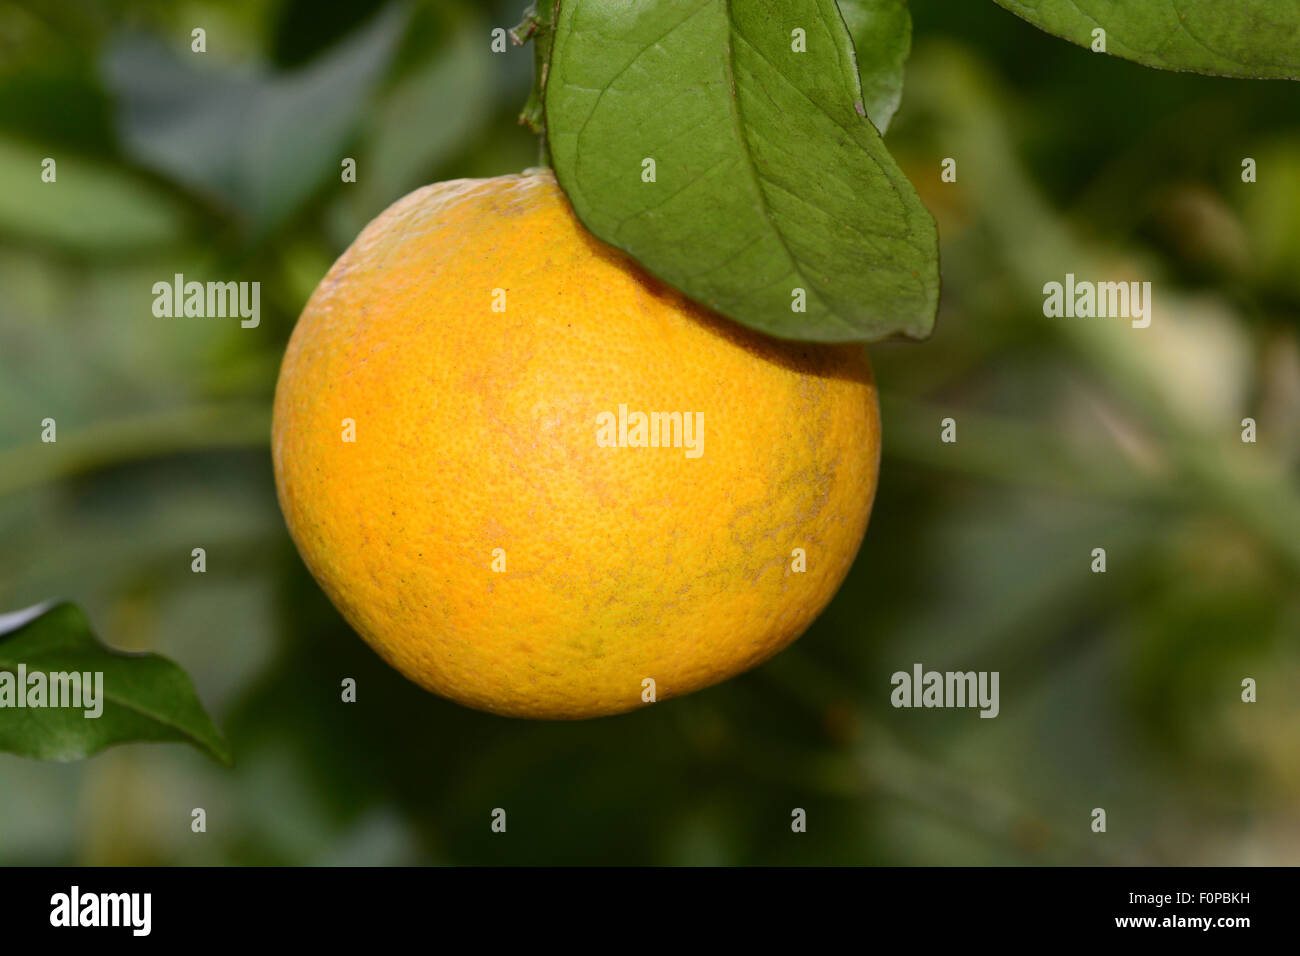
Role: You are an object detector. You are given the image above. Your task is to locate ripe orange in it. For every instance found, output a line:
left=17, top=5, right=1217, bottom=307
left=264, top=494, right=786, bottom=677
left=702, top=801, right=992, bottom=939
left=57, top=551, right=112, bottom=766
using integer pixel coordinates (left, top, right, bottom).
left=272, top=169, right=880, bottom=719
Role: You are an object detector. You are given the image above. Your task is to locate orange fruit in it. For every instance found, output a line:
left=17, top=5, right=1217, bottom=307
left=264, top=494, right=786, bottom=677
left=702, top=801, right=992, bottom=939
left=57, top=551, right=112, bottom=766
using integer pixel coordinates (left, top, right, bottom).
left=272, top=169, right=880, bottom=719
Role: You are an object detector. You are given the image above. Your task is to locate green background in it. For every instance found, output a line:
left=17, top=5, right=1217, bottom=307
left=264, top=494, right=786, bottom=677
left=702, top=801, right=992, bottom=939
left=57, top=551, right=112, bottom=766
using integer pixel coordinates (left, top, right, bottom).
left=1, top=0, right=1298, bottom=864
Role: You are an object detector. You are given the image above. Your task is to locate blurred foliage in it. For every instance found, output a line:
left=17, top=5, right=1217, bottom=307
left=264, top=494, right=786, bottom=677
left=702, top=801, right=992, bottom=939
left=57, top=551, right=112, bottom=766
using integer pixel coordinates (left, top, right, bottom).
left=1, top=0, right=1298, bottom=864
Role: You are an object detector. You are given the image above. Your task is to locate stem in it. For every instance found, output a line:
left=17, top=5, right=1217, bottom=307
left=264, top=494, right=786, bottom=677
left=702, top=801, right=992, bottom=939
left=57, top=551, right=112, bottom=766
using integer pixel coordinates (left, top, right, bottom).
left=511, top=0, right=560, bottom=166
left=879, top=392, right=1185, bottom=505
left=0, top=403, right=272, bottom=499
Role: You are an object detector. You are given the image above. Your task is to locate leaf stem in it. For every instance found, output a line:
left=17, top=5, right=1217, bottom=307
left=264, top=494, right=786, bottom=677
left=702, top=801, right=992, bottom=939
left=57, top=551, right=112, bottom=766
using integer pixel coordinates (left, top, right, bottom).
left=511, top=0, right=560, bottom=166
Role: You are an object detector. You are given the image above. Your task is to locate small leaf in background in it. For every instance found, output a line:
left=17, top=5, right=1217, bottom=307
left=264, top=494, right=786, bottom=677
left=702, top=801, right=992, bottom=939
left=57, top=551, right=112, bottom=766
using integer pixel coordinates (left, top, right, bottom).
left=546, top=0, right=939, bottom=343
left=837, top=0, right=912, bottom=134
left=337, top=16, right=502, bottom=236
left=0, top=602, right=230, bottom=764
left=0, top=135, right=189, bottom=252
left=992, top=0, right=1300, bottom=79
left=99, top=3, right=406, bottom=233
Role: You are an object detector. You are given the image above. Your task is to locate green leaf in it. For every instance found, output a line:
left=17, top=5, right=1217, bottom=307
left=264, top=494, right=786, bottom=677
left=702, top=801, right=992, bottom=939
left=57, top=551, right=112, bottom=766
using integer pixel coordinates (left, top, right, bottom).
left=0, top=603, right=230, bottom=764
left=0, top=135, right=189, bottom=251
left=837, top=0, right=912, bottom=134
left=992, top=0, right=1300, bottom=79
left=546, top=0, right=939, bottom=343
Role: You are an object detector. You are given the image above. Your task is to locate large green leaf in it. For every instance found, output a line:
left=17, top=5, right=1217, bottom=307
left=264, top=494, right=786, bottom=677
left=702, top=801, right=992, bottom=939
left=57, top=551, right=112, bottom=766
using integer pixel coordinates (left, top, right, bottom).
left=0, top=603, right=230, bottom=764
left=546, top=0, right=939, bottom=343
left=837, top=0, right=912, bottom=134
left=992, top=0, right=1300, bottom=79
